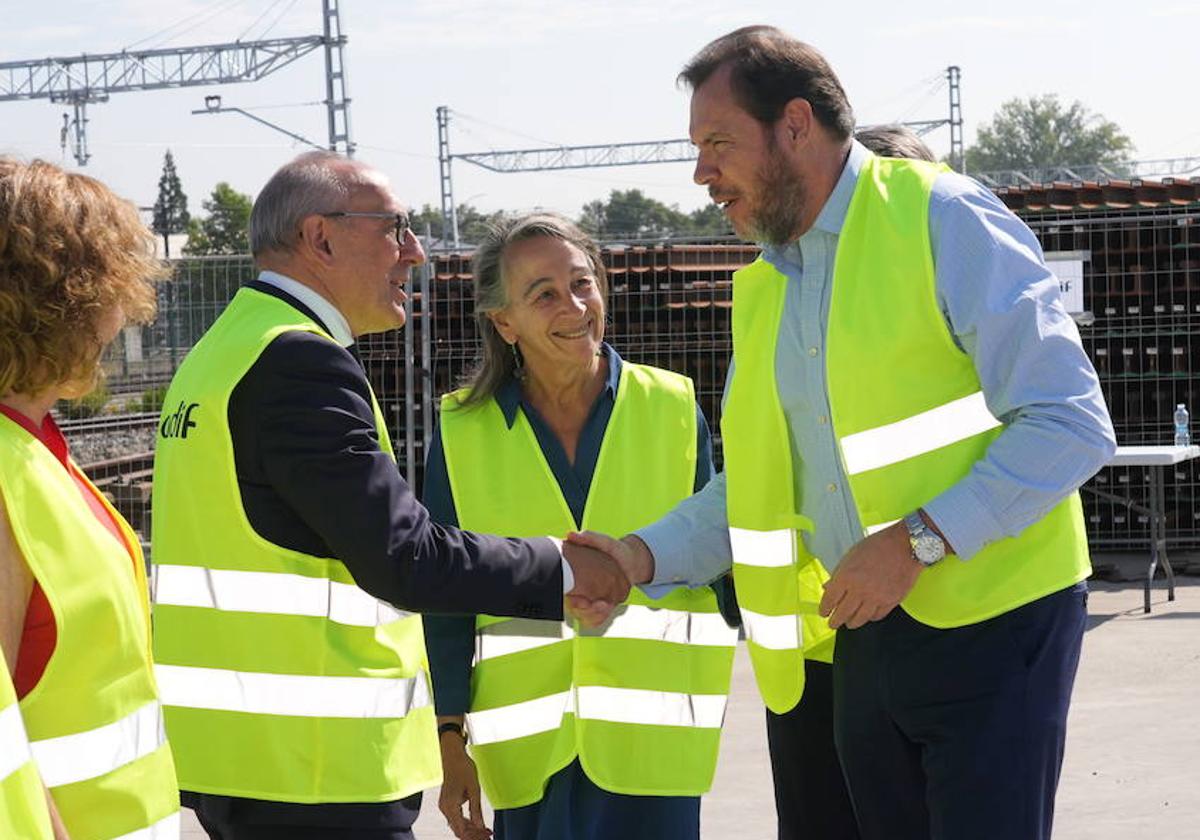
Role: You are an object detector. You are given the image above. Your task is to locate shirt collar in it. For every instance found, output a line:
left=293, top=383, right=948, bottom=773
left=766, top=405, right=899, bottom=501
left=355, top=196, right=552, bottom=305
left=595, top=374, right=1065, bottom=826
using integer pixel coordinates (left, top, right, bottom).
left=495, top=342, right=622, bottom=428
left=762, top=139, right=872, bottom=266
left=255, top=270, right=355, bottom=347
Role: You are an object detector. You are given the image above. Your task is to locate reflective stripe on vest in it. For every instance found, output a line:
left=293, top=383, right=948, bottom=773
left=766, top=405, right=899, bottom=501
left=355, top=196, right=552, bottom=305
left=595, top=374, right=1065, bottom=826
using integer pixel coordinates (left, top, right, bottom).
left=839, top=391, right=1001, bottom=476
left=0, top=702, right=33, bottom=781
left=30, top=700, right=165, bottom=788
left=474, top=605, right=733, bottom=663
left=155, top=565, right=411, bottom=627
left=156, top=665, right=431, bottom=718
left=151, top=288, right=439, bottom=803
left=442, top=362, right=735, bottom=805
left=729, top=527, right=794, bottom=567
left=467, top=686, right=728, bottom=747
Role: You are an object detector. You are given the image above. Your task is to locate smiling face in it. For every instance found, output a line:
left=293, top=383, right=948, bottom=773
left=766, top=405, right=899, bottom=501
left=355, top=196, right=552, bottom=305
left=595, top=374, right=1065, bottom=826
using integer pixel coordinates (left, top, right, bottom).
left=689, top=63, right=808, bottom=246
left=488, top=235, right=606, bottom=382
left=322, top=179, right=425, bottom=336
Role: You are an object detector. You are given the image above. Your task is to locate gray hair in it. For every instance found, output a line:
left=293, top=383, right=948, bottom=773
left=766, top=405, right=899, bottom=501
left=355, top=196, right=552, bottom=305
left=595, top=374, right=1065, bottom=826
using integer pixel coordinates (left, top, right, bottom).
left=855, top=125, right=937, bottom=162
left=249, top=151, right=383, bottom=258
left=453, top=212, right=607, bottom=410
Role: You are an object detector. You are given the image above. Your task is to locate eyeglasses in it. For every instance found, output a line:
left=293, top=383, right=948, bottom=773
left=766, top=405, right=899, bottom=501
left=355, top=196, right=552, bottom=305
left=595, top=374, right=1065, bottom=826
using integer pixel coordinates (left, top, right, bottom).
left=320, top=211, right=412, bottom=246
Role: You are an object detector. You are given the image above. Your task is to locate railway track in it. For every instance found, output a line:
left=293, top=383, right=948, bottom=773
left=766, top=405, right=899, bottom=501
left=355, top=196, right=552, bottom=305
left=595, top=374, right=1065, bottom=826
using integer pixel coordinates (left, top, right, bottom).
left=81, top=449, right=155, bottom=487
left=58, top=411, right=161, bottom=436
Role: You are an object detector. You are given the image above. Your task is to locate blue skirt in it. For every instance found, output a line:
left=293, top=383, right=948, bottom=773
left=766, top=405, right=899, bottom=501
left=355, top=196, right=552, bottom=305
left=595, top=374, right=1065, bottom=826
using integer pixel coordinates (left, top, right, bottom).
left=494, top=759, right=700, bottom=840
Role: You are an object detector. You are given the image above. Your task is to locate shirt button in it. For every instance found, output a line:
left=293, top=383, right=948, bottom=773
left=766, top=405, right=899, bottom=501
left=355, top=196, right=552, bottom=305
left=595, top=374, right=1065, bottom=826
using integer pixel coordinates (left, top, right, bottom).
left=808, top=347, right=819, bottom=357
left=827, top=482, right=838, bottom=493
left=818, top=415, right=829, bottom=425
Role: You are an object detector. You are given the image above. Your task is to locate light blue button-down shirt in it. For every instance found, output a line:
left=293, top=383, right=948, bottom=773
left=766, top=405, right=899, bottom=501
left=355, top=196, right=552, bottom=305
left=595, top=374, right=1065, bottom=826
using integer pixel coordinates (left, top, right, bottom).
left=639, top=140, right=1115, bottom=590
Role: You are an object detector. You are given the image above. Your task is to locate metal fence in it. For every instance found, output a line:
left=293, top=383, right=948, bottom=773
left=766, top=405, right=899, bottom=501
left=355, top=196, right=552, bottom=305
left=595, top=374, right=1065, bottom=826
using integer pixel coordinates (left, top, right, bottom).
left=70, top=201, right=1200, bottom=558
left=1025, top=206, right=1200, bottom=552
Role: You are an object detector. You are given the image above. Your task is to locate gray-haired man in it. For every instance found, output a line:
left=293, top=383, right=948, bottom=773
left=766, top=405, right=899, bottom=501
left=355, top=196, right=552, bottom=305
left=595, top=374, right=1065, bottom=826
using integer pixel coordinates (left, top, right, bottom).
left=152, top=151, right=628, bottom=839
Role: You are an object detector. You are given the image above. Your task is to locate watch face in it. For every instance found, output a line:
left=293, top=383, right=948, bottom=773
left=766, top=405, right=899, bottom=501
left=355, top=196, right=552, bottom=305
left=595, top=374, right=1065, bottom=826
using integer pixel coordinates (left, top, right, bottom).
left=914, top=533, right=945, bottom=565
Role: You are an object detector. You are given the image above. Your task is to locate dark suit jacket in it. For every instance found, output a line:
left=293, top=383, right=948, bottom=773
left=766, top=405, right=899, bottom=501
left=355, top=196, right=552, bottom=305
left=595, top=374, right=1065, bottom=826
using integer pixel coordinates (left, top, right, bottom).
left=228, top=280, right=565, bottom=619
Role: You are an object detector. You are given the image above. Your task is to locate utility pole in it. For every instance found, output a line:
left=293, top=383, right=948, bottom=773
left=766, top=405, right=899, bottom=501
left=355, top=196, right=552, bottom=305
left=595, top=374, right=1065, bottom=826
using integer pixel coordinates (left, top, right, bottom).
left=947, top=65, right=964, bottom=173
left=322, top=0, right=354, bottom=156
left=437, top=106, right=460, bottom=248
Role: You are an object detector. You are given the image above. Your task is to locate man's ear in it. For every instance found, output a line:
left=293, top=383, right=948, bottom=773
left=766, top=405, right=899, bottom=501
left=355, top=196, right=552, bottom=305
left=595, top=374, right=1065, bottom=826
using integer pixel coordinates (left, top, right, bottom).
left=298, top=215, right=336, bottom=266
left=779, top=97, right=815, bottom=149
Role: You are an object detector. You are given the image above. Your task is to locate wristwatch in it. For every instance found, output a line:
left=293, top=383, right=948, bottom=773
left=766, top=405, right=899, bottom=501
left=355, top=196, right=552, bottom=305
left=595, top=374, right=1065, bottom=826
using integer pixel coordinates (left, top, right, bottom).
left=437, top=721, right=467, bottom=743
left=903, top=511, right=946, bottom=567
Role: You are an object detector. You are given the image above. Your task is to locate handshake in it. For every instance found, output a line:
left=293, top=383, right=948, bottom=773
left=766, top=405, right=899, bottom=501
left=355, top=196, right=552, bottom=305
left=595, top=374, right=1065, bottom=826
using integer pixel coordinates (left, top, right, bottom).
left=560, top=531, right=656, bottom=627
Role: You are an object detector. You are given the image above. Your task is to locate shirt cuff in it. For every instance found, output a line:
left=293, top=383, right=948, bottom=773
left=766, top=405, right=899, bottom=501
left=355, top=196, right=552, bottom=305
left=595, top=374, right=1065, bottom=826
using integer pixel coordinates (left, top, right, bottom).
left=923, top=482, right=1006, bottom=562
left=547, top=537, right=574, bottom=594
left=636, top=520, right=693, bottom=590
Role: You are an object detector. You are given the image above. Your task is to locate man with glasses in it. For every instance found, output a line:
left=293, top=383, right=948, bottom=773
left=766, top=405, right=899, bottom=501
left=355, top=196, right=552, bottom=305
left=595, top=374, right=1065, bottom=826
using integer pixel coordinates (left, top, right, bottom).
left=151, top=151, right=630, bottom=839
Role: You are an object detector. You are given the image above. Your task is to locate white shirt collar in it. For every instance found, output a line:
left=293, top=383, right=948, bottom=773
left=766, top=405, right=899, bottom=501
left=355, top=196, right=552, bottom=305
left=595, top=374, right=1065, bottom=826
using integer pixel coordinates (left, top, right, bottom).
left=255, top=270, right=355, bottom=347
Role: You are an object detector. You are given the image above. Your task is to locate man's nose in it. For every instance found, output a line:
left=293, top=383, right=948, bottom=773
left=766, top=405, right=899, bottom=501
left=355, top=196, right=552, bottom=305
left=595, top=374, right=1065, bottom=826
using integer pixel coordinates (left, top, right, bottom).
left=400, top=229, right=426, bottom=266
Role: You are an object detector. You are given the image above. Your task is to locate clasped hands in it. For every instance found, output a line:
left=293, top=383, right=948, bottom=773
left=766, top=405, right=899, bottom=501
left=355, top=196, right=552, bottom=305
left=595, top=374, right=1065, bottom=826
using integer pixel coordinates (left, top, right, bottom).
left=560, top=532, right=655, bottom=627
left=565, top=521, right=925, bottom=631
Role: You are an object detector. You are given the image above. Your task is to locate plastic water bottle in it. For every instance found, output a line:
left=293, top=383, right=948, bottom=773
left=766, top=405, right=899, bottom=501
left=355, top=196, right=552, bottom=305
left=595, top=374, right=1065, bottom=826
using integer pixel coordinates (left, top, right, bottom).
left=1174, top=404, right=1191, bottom=446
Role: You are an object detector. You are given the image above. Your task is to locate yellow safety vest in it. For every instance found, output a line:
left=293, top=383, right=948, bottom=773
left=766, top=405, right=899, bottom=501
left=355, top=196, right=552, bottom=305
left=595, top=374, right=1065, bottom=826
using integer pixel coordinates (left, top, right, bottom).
left=151, top=287, right=439, bottom=803
left=723, top=274, right=834, bottom=714
left=827, top=154, right=1090, bottom=625
left=726, top=156, right=1090, bottom=710
left=0, top=415, right=180, bottom=840
left=440, top=363, right=737, bottom=808
left=0, top=649, right=53, bottom=840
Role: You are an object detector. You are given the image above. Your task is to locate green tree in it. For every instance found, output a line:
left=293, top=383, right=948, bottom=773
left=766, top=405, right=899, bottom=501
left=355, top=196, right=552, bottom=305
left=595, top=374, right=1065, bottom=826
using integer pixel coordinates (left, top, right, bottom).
left=580, top=190, right=732, bottom=239
left=409, top=202, right=504, bottom=246
left=184, top=182, right=253, bottom=255
left=579, top=189, right=690, bottom=239
left=686, top=203, right=732, bottom=236
left=965, top=95, right=1134, bottom=173
left=151, top=150, right=190, bottom=257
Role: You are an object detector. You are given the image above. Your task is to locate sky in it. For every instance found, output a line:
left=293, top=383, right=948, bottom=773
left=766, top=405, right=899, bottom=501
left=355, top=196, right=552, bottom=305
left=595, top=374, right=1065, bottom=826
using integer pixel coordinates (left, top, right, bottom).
left=3, top=0, right=1199, bottom=223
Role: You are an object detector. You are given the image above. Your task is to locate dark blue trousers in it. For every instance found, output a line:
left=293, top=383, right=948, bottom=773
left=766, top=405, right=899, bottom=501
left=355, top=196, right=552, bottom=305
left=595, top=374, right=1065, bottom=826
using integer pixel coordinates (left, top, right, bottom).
left=495, top=758, right=700, bottom=840
left=766, top=660, right=861, bottom=840
left=833, top=582, right=1086, bottom=840
left=184, top=791, right=422, bottom=839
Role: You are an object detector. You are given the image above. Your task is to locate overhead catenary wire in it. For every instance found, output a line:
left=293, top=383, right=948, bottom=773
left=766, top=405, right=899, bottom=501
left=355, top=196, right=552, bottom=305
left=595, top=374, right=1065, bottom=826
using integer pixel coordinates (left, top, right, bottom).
left=450, top=109, right=563, bottom=150
left=122, top=0, right=246, bottom=51
left=237, top=0, right=290, bottom=41
left=248, top=0, right=303, bottom=41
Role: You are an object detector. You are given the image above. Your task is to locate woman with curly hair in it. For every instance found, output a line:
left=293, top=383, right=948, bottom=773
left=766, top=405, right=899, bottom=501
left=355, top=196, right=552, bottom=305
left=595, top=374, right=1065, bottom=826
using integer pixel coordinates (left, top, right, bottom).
left=0, top=158, right=181, bottom=840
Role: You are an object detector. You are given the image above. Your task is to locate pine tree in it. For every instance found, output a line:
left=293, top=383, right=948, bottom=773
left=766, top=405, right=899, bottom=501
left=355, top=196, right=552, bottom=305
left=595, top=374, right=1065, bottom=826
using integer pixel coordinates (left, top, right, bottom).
left=151, top=151, right=190, bottom=257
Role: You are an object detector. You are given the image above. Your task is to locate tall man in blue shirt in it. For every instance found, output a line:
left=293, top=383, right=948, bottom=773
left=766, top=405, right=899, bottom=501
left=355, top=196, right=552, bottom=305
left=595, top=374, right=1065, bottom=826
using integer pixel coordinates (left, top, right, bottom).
left=572, top=25, right=1115, bottom=840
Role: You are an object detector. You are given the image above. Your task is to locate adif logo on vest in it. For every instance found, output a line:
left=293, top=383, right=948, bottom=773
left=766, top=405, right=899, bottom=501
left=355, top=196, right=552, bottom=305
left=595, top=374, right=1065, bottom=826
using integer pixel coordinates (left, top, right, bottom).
left=160, top=401, right=200, bottom=439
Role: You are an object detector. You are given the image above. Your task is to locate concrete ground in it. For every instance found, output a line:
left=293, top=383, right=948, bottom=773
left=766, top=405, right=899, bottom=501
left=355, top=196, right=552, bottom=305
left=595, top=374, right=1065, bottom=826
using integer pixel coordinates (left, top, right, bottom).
left=182, top=576, right=1200, bottom=839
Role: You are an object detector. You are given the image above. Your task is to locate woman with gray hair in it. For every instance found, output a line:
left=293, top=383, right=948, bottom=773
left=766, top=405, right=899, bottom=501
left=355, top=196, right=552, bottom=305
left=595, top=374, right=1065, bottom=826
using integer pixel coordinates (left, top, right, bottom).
left=423, top=213, right=737, bottom=840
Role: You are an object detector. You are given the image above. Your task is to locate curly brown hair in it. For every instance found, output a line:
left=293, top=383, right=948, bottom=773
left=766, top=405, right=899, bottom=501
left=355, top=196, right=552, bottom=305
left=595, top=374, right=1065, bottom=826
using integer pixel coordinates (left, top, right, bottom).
left=0, top=158, right=164, bottom=397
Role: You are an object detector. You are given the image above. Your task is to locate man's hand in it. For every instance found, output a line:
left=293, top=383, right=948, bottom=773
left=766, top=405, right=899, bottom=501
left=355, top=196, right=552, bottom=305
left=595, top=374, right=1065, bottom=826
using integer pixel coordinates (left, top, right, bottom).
left=566, top=531, right=655, bottom=585
left=437, top=717, right=491, bottom=840
left=819, top=522, right=923, bottom=630
left=561, top=540, right=630, bottom=627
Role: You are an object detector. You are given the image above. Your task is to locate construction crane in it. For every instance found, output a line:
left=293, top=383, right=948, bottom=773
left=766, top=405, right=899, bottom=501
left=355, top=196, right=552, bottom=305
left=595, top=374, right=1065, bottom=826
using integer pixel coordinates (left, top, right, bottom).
left=0, top=0, right=353, bottom=165
left=435, top=67, right=964, bottom=246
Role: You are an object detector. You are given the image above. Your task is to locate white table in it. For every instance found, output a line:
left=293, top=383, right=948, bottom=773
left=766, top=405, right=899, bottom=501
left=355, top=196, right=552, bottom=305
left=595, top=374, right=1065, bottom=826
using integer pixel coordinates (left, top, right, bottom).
left=1093, top=445, right=1200, bottom=612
